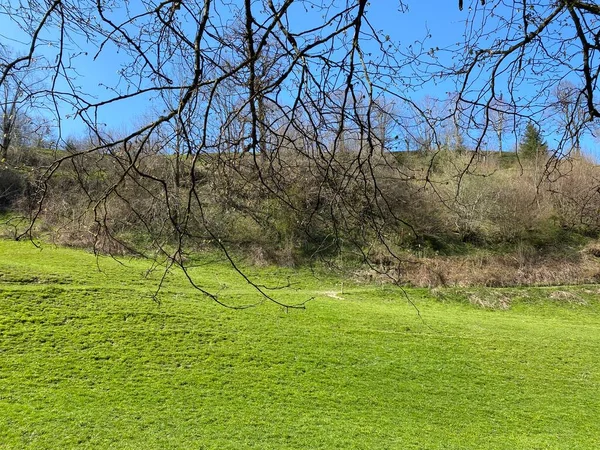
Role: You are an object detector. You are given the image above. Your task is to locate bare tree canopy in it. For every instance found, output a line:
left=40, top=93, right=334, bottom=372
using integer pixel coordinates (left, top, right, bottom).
left=444, top=1, right=600, bottom=148
left=1, top=1, right=599, bottom=306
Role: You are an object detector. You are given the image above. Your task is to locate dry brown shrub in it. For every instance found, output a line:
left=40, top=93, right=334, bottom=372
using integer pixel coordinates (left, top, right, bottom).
left=429, top=153, right=553, bottom=244
left=246, top=245, right=270, bottom=267
left=52, top=226, right=130, bottom=255
left=468, top=291, right=512, bottom=310
left=430, top=287, right=515, bottom=310
left=550, top=157, right=600, bottom=234
left=358, top=249, right=600, bottom=288
left=582, top=241, right=600, bottom=258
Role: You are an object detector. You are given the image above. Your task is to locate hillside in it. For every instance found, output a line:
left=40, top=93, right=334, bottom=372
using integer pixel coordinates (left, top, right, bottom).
left=3, top=146, right=600, bottom=287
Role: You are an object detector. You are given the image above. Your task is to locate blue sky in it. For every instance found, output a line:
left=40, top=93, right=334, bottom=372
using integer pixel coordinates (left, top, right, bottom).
left=0, top=1, right=464, bottom=127
left=0, top=1, right=596, bottom=156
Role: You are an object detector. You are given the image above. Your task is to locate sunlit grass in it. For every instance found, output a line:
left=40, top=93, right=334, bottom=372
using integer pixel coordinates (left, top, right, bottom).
left=1, top=240, right=599, bottom=449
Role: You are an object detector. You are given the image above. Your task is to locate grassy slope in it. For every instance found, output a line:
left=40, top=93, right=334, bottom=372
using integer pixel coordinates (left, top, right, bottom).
left=0, top=240, right=599, bottom=449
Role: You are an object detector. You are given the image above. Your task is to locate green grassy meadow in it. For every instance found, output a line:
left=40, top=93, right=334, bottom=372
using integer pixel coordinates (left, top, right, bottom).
left=1, top=240, right=599, bottom=449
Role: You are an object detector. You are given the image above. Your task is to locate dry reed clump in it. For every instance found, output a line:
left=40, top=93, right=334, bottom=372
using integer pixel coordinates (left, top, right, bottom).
left=246, top=243, right=298, bottom=267
left=247, top=245, right=271, bottom=267
left=429, top=287, right=515, bottom=310
left=52, top=228, right=131, bottom=255
left=467, top=291, right=512, bottom=310
left=582, top=241, right=600, bottom=258
left=548, top=290, right=587, bottom=305
left=431, top=286, right=590, bottom=310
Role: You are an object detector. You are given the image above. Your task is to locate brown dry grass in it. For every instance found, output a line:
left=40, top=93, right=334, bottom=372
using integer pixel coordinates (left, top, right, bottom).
left=357, top=245, right=600, bottom=288
left=548, top=290, right=587, bottom=305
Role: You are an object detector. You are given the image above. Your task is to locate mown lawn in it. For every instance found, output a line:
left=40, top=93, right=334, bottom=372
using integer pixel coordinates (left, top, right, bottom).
left=0, top=239, right=599, bottom=449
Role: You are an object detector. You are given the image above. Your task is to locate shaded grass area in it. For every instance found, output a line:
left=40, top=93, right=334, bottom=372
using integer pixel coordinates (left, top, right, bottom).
left=0, top=240, right=599, bottom=449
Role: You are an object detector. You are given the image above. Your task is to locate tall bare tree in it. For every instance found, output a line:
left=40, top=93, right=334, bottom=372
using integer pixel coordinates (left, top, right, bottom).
left=0, top=47, right=51, bottom=161
left=489, top=94, right=507, bottom=155
left=552, top=81, right=587, bottom=156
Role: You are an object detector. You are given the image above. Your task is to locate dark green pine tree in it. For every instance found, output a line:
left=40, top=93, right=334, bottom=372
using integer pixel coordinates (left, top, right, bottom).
left=519, top=122, right=548, bottom=160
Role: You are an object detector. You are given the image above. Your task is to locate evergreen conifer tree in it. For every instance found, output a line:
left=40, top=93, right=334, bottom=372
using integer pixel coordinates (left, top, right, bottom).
left=520, top=122, right=548, bottom=160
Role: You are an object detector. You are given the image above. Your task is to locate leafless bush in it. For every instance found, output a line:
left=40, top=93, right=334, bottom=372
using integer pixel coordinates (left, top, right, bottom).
left=0, top=168, right=25, bottom=208
left=550, top=157, right=600, bottom=234
left=426, top=152, right=554, bottom=244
